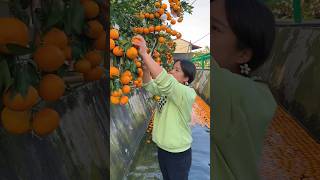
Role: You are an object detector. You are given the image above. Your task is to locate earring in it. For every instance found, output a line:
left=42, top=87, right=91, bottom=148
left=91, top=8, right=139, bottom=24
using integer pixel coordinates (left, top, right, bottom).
left=185, top=82, right=189, bottom=86
left=240, top=63, right=251, bottom=75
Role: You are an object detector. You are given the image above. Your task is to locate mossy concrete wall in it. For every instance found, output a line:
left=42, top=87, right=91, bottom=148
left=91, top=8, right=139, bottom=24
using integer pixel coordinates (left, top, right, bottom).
left=0, top=81, right=109, bottom=180
left=192, top=70, right=210, bottom=105
left=253, top=25, right=320, bottom=142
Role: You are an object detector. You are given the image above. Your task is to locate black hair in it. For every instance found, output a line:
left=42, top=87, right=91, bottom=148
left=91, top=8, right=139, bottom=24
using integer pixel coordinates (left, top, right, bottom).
left=222, top=0, right=276, bottom=70
left=174, top=59, right=196, bottom=84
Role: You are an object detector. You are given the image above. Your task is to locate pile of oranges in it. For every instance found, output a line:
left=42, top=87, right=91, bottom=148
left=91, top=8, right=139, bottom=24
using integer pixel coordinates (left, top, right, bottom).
left=192, top=96, right=210, bottom=128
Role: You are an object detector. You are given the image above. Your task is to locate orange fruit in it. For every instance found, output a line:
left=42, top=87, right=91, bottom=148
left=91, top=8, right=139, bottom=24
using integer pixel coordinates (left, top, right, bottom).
left=62, top=46, right=72, bottom=60
left=0, top=17, right=29, bottom=54
left=75, top=58, right=91, bottom=73
left=178, top=17, right=183, bottom=22
left=94, top=31, right=107, bottom=51
left=85, top=50, right=102, bottom=67
left=33, top=45, right=65, bottom=72
left=149, top=26, right=155, bottom=32
left=32, top=108, right=60, bottom=136
left=166, top=28, right=172, bottom=34
left=149, top=14, right=155, bottom=19
left=111, top=96, right=120, bottom=104
left=155, top=12, right=160, bottom=18
left=83, top=0, right=99, bottom=19
left=158, top=8, right=165, bottom=15
left=113, top=46, right=124, bottom=56
left=123, top=70, right=132, bottom=77
left=110, top=28, right=119, bottom=40
left=120, top=75, right=130, bottom=85
left=84, top=66, right=104, bottom=81
left=171, top=30, right=177, bottom=36
left=155, top=2, right=161, bottom=8
left=112, top=89, right=122, bottom=97
left=110, top=66, right=120, bottom=78
left=135, top=61, right=141, bottom=68
left=126, top=47, right=138, bottom=60
left=133, top=80, right=139, bottom=86
left=153, top=50, right=160, bottom=57
left=161, top=24, right=167, bottom=31
left=110, top=38, right=115, bottom=51
left=43, top=28, right=68, bottom=49
left=145, top=13, right=150, bottom=18
left=120, top=96, right=129, bottom=105
left=122, top=85, right=131, bottom=94
left=176, top=33, right=182, bottom=39
left=139, top=13, right=145, bottom=19
left=1, top=107, right=31, bottom=134
left=137, top=27, right=144, bottom=34
left=138, top=68, right=143, bottom=76
left=155, top=26, right=161, bottom=32
left=3, top=86, right=39, bottom=111
left=161, top=3, right=167, bottom=9
left=131, top=37, right=141, bottom=44
left=158, top=37, right=165, bottom=43
left=143, top=28, right=149, bottom=34
left=39, top=74, right=65, bottom=101
left=173, top=4, right=179, bottom=11
left=171, top=19, right=176, bottom=25
left=132, top=27, right=137, bottom=33
left=167, top=15, right=172, bottom=21
left=86, top=20, right=104, bottom=39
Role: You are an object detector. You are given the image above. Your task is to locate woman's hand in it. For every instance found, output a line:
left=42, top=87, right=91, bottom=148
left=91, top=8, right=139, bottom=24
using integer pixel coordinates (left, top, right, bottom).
left=132, top=35, right=148, bottom=57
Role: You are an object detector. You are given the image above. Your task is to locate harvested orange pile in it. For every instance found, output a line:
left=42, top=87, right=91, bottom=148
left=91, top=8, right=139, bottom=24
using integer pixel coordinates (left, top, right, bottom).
left=192, top=96, right=210, bottom=128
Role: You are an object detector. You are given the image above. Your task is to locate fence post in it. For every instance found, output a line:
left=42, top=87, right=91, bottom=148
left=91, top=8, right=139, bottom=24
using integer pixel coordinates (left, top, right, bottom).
left=293, top=0, right=302, bottom=23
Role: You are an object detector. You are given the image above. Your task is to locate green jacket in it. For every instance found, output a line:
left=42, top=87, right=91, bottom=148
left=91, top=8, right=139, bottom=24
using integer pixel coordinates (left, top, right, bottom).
left=212, top=61, right=277, bottom=180
left=143, top=69, right=197, bottom=153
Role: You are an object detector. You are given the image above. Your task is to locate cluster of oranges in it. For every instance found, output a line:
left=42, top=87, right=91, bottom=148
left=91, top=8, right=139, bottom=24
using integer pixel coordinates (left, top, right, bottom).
left=168, top=0, right=184, bottom=18
left=110, top=29, right=144, bottom=105
left=109, top=0, right=189, bottom=106
left=0, top=17, right=66, bottom=136
left=146, top=111, right=155, bottom=144
left=133, top=1, right=183, bottom=40
left=74, top=0, right=105, bottom=80
left=0, top=0, right=106, bottom=136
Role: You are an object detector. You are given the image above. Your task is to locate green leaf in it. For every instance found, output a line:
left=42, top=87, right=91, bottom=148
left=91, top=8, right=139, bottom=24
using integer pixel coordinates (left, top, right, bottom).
left=57, top=64, right=69, bottom=77
left=44, top=1, right=64, bottom=31
left=0, top=59, right=13, bottom=94
left=71, top=0, right=85, bottom=34
left=6, top=44, right=34, bottom=56
left=72, top=45, right=83, bottom=61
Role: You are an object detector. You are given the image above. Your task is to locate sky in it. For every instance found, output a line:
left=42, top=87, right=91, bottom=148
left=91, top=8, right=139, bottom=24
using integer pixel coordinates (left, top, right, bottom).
left=164, top=0, right=210, bottom=50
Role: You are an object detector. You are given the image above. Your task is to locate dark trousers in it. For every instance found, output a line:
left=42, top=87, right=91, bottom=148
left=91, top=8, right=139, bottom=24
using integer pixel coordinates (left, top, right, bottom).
left=157, top=147, right=192, bottom=180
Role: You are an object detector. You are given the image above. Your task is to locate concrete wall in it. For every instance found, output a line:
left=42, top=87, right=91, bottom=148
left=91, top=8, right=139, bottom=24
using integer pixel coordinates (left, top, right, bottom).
left=0, top=81, right=109, bottom=180
left=0, top=80, right=154, bottom=180
left=192, top=70, right=210, bottom=105
left=252, top=26, right=320, bottom=142
left=110, top=89, right=154, bottom=180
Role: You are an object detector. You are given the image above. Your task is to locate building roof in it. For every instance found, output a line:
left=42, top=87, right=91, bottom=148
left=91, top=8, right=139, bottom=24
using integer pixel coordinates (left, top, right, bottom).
left=173, top=39, right=202, bottom=50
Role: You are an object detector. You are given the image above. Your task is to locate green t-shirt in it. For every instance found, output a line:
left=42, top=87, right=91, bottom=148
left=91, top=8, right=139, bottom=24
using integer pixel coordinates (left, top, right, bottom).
left=212, top=61, right=277, bottom=180
left=143, top=69, right=197, bottom=153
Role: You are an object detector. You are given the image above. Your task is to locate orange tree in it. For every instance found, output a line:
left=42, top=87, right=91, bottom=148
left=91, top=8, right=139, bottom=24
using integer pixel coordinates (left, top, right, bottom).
left=110, top=0, right=193, bottom=105
left=0, top=0, right=107, bottom=135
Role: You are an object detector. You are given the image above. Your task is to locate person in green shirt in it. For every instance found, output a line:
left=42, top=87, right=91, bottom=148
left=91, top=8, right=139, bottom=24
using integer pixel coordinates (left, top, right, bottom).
left=211, top=0, right=277, bottom=179
left=132, top=35, right=197, bottom=180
